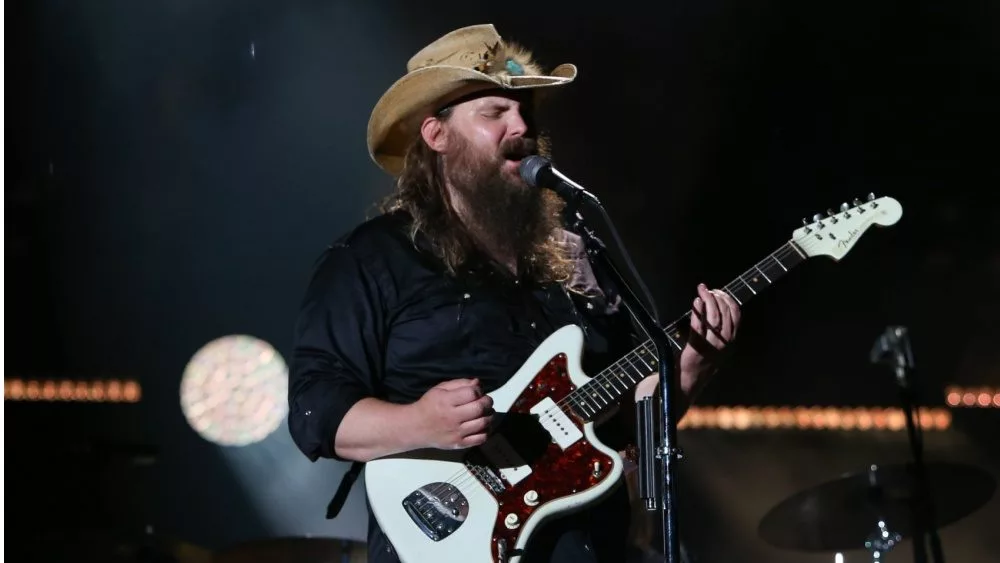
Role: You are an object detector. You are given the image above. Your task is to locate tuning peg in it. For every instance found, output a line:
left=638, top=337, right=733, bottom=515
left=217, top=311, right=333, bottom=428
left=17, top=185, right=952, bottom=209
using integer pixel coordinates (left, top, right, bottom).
left=867, top=192, right=875, bottom=201
left=853, top=198, right=862, bottom=206
left=840, top=202, right=850, bottom=212
left=827, top=208, right=835, bottom=216
left=813, top=213, right=823, bottom=222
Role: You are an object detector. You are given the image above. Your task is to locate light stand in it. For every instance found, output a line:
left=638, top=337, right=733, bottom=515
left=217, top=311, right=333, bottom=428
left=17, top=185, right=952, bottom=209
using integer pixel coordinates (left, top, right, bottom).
left=870, top=326, right=945, bottom=563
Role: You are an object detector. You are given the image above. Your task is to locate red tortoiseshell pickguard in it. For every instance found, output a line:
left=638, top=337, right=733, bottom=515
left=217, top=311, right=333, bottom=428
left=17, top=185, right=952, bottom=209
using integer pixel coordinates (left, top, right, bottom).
left=483, top=353, right=616, bottom=561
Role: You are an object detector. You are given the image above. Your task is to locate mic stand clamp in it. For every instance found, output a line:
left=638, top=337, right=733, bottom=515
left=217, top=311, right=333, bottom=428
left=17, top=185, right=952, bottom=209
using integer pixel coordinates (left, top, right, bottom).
left=635, top=395, right=659, bottom=511
left=566, top=196, right=683, bottom=563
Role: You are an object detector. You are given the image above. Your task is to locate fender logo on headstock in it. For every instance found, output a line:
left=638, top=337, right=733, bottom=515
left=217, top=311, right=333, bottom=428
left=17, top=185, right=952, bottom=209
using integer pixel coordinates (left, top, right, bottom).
left=838, top=228, right=861, bottom=249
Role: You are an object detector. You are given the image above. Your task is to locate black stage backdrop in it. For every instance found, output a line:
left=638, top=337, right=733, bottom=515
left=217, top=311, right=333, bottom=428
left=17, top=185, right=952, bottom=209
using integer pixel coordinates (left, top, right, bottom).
left=7, top=1, right=999, bottom=562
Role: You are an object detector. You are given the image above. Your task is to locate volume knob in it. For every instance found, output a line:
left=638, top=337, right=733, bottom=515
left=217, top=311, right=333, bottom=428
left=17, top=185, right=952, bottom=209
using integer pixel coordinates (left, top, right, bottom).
left=504, top=513, right=520, bottom=529
left=524, top=490, right=539, bottom=506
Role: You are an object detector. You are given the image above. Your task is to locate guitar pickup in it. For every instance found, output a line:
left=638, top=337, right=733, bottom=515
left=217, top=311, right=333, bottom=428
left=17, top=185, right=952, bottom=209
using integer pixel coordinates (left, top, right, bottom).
left=530, top=397, right=583, bottom=450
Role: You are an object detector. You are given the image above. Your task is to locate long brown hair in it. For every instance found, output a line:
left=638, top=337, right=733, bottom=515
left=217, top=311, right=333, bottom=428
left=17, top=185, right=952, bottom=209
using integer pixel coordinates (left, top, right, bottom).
left=378, top=131, right=574, bottom=285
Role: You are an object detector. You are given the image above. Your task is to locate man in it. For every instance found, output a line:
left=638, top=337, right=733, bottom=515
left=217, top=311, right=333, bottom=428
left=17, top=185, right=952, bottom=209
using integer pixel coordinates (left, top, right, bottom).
left=288, top=23, right=741, bottom=563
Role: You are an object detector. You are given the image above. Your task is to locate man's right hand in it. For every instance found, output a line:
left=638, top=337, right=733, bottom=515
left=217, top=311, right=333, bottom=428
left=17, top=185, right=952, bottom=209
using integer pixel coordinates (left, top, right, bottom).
left=409, top=378, right=494, bottom=450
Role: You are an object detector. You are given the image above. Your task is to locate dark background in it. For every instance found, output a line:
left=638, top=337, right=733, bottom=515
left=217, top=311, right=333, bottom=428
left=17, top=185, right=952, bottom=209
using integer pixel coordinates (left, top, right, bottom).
left=6, top=0, right=999, bottom=561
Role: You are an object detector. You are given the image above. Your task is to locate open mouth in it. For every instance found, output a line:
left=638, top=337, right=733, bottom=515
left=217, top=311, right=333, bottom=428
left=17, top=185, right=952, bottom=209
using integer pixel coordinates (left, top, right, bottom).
left=502, top=158, right=524, bottom=173
left=503, top=152, right=533, bottom=166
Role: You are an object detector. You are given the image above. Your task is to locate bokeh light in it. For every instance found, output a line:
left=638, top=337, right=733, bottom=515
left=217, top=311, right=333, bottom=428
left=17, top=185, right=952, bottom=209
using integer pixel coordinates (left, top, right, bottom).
left=180, top=335, right=288, bottom=446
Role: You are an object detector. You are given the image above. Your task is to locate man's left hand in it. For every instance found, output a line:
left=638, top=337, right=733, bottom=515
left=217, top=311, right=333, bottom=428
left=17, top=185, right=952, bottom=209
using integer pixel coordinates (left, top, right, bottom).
left=634, top=283, right=741, bottom=401
left=679, top=283, right=740, bottom=390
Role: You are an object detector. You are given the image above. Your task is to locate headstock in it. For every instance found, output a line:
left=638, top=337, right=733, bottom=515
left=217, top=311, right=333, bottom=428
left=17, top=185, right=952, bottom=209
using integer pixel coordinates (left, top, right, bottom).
left=792, top=193, right=902, bottom=260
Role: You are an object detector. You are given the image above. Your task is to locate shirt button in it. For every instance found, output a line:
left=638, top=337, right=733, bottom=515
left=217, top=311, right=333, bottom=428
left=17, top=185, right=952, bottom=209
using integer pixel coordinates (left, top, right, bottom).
left=463, top=293, right=471, bottom=299
left=586, top=302, right=594, bottom=310
left=530, top=322, right=537, bottom=329
left=304, top=410, right=312, bottom=416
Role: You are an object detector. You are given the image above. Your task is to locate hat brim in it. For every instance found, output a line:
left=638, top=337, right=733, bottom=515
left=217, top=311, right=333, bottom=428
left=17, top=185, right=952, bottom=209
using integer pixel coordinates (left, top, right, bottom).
left=367, top=63, right=577, bottom=176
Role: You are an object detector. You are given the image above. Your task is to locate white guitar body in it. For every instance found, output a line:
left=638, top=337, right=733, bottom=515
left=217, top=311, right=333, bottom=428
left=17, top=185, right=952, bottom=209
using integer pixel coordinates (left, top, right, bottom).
left=365, top=325, right=624, bottom=563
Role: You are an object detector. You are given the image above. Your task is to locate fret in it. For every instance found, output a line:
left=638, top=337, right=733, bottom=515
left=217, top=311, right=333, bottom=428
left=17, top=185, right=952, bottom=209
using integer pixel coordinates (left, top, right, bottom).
left=621, top=356, right=647, bottom=384
left=664, top=329, right=684, bottom=351
left=759, top=256, right=787, bottom=281
left=618, top=368, right=639, bottom=386
left=772, top=253, right=788, bottom=271
left=576, top=394, right=598, bottom=416
left=589, top=384, right=613, bottom=406
left=738, top=269, right=770, bottom=294
left=598, top=378, right=614, bottom=395
left=726, top=283, right=753, bottom=305
left=788, top=242, right=807, bottom=259
left=568, top=396, right=593, bottom=419
left=608, top=376, right=626, bottom=394
left=724, top=288, right=743, bottom=306
left=644, top=344, right=664, bottom=369
left=738, top=274, right=757, bottom=295
left=634, top=351, right=653, bottom=372
left=612, top=356, right=637, bottom=384
left=754, top=264, right=772, bottom=283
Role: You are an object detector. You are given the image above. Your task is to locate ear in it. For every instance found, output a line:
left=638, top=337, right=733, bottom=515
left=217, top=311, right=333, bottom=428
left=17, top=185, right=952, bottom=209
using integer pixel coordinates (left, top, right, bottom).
left=419, top=116, right=449, bottom=153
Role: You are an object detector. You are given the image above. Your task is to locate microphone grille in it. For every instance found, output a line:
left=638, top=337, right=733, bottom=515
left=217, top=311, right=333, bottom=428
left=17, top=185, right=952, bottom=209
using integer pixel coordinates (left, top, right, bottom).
left=519, top=155, right=551, bottom=187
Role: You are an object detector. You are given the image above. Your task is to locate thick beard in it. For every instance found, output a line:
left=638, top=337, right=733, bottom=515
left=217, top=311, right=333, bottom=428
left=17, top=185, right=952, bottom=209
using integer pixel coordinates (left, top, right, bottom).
left=443, top=135, right=561, bottom=271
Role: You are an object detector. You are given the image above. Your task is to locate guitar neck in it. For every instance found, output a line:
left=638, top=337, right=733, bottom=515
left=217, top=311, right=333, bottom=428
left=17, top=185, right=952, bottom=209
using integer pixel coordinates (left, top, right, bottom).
left=567, top=241, right=808, bottom=420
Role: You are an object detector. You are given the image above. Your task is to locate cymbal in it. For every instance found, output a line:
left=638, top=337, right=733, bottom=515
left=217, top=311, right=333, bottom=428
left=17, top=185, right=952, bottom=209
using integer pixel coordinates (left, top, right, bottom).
left=758, top=462, right=996, bottom=552
left=213, top=537, right=366, bottom=563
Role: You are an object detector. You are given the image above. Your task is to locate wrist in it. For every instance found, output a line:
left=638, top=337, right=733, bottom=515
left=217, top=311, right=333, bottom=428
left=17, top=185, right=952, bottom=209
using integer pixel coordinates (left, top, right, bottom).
left=398, top=400, right=432, bottom=450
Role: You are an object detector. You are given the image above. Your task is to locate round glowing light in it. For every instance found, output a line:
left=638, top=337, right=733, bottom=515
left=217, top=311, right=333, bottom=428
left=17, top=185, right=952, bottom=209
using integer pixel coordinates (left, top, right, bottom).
left=840, top=410, right=857, bottom=430
left=933, top=409, right=952, bottom=429
left=733, top=407, right=751, bottom=430
left=180, top=335, right=288, bottom=446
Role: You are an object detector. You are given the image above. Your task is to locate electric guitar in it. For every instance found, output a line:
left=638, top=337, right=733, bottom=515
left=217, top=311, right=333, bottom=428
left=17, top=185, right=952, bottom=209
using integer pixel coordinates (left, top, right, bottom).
left=365, top=195, right=903, bottom=563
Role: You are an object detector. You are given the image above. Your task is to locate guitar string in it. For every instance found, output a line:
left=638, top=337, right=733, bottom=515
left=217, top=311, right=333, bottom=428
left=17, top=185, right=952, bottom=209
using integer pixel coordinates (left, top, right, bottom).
left=543, top=241, right=806, bottom=419
left=423, top=242, right=809, bottom=499
left=422, top=236, right=827, bottom=501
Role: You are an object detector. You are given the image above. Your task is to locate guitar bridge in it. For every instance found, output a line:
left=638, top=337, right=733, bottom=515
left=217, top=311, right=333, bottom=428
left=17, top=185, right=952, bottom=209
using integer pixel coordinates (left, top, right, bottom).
left=465, top=451, right=507, bottom=494
left=401, top=483, right=469, bottom=542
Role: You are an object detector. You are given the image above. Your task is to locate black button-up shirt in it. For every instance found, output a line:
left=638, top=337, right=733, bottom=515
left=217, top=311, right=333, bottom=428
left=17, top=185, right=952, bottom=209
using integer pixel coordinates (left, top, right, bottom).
left=287, top=210, right=639, bottom=561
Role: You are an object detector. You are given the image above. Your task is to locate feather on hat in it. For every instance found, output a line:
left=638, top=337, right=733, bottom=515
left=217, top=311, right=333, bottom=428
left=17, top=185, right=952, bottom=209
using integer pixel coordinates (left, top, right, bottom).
left=366, top=24, right=577, bottom=176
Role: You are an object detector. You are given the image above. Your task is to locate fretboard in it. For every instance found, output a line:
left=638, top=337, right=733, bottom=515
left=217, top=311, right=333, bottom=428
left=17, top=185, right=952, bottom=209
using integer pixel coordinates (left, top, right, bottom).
left=565, top=241, right=808, bottom=420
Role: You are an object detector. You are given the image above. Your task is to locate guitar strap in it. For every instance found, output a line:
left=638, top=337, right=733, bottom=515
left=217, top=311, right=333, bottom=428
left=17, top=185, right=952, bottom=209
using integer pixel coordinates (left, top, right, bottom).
left=326, top=460, right=364, bottom=519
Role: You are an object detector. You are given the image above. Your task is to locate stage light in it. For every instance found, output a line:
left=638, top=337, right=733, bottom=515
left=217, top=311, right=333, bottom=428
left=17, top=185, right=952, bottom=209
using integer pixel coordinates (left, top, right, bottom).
left=4, top=378, right=142, bottom=402
left=945, top=391, right=960, bottom=406
left=945, top=386, right=998, bottom=408
left=677, top=406, right=951, bottom=431
left=179, top=334, right=288, bottom=447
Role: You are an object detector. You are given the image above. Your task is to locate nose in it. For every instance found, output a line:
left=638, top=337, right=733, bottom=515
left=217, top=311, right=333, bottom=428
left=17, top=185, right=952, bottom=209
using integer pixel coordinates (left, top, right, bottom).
left=506, top=107, right=528, bottom=139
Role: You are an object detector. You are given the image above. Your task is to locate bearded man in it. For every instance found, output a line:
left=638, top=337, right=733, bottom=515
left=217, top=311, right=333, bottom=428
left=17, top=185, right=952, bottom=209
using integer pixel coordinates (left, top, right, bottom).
left=288, top=23, right=741, bottom=563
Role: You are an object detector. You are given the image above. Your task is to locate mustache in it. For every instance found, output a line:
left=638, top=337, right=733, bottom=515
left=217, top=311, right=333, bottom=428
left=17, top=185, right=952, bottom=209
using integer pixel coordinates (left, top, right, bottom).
left=500, top=137, right=538, bottom=160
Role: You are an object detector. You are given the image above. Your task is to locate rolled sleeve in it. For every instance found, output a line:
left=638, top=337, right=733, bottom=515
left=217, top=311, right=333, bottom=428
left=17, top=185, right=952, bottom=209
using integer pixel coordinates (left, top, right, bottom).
left=288, top=243, right=387, bottom=461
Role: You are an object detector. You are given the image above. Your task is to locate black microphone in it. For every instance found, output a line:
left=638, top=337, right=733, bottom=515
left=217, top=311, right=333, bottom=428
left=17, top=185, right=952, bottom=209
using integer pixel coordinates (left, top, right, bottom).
left=519, top=155, right=602, bottom=205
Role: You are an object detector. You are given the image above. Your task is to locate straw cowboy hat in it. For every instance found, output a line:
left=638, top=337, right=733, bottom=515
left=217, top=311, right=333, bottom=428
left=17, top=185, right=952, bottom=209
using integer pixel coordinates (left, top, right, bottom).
left=366, top=23, right=577, bottom=176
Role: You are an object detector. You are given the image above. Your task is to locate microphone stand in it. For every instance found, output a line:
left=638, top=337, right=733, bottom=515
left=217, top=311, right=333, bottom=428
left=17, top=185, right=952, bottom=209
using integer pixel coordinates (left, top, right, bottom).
left=563, top=191, right=682, bottom=563
left=870, top=326, right=944, bottom=563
